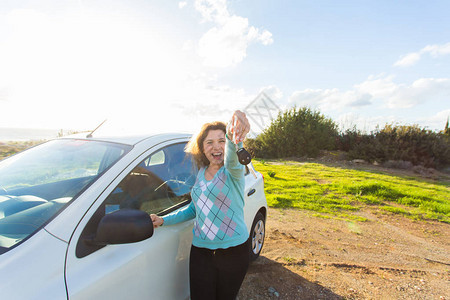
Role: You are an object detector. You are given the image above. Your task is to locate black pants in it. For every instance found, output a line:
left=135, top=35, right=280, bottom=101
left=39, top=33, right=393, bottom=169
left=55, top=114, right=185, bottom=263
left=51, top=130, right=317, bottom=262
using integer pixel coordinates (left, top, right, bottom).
left=189, top=241, right=249, bottom=300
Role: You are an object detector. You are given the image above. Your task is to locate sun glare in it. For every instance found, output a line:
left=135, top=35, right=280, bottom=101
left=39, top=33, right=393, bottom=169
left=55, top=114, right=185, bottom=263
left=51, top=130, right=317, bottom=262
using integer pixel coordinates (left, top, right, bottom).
left=1, top=7, right=190, bottom=131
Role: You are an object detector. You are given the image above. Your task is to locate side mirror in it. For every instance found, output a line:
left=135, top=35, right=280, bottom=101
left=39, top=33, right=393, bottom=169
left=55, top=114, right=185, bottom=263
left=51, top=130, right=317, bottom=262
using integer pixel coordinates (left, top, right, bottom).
left=93, top=209, right=154, bottom=245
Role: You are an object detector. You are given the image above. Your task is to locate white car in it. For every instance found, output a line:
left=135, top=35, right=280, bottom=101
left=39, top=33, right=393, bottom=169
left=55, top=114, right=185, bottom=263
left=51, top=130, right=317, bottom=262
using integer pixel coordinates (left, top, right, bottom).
left=0, top=133, right=267, bottom=300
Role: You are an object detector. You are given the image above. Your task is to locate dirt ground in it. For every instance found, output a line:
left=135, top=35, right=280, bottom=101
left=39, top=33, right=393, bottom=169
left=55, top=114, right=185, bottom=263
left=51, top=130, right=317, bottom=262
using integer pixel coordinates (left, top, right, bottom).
left=238, top=206, right=449, bottom=300
left=238, top=161, right=450, bottom=300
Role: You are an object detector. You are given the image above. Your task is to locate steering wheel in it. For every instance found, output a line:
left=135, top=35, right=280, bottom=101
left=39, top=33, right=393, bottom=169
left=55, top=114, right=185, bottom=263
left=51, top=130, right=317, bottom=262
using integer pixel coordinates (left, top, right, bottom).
left=168, top=173, right=195, bottom=195
left=154, top=173, right=194, bottom=203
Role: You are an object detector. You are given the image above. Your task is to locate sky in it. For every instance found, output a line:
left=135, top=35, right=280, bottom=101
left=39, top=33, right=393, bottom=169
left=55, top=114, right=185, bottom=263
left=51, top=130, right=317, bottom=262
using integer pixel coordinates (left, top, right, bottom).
left=0, top=0, right=449, bottom=136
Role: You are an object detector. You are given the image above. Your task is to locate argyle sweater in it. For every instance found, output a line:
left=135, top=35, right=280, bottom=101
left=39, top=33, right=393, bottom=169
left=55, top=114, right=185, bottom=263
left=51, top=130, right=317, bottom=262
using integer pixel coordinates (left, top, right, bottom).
left=163, top=135, right=249, bottom=249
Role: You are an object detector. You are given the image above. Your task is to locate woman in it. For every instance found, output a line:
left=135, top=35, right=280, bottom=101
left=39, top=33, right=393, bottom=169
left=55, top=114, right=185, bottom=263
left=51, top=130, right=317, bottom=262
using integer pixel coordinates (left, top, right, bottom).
left=151, top=110, right=251, bottom=300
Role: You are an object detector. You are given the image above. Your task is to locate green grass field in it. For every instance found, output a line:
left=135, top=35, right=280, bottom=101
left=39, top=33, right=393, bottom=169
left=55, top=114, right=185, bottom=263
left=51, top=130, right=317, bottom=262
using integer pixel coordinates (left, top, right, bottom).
left=3, top=143, right=449, bottom=223
left=253, top=160, right=450, bottom=223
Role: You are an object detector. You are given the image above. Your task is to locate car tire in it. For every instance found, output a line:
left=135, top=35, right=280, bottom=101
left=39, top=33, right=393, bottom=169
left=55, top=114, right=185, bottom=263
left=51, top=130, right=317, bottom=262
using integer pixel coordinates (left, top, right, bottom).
left=249, top=211, right=265, bottom=261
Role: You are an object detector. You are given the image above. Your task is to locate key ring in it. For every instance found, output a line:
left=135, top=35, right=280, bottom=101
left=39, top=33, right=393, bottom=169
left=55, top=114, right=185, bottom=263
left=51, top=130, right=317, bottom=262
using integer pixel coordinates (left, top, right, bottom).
left=230, top=116, right=257, bottom=178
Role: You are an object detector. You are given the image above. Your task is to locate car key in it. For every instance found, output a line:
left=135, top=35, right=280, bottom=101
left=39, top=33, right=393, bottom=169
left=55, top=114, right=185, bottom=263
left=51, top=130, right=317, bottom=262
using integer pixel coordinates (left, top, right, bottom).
left=236, top=146, right=251, bottom=165
left=234, top=143, right=257, bottom=178
left=232, top=117, right=257, bottom=178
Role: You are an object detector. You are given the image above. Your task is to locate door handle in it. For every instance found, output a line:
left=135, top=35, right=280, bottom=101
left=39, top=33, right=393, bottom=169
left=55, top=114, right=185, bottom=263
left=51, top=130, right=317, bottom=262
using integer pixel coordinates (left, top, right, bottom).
left=247, top=189, right=256, bottom=196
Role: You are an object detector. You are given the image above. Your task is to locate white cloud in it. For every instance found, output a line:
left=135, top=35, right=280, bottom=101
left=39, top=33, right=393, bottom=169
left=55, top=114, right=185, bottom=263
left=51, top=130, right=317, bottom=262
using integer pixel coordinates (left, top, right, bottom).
left=289, top=89, right=333, bottom=109
left=174, top=82, right=252, bottom=125
left=0, top=87, right=9, bottom=102
left=422, top=42, right=450, bottom=57
left=194, top=0, right=273, bottom=67
left=179, top=1, right=188, bottom=9
left=182, top=40, right=194, bottom=51
left=289, top=88, right=372, bottom=112
left=385, top=78, right=450, bottom=108
left=393, top=52, right=421, bottom=67
left=255, top=29, right=273, bottom=46
left=355, top=74, right=398, bottom=97
left=288, top=75, right=450, bottom=131
left=350, top=75, right=450, bottom=109
left=394, top=42, right=450, bottom=67
left=260, top=86, right=283, bottom=101
left=290, top=75, right=450, bottom=111
left=420, top=109, right=450, bottom=131
left=195, top=0, right=229, bottom=24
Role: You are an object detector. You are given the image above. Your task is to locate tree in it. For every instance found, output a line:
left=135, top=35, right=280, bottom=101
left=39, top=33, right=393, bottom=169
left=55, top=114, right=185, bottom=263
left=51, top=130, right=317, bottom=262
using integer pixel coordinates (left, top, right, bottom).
left=444, top=117, right=450, bottom=136
left=247, top=107, right=338, bottom=158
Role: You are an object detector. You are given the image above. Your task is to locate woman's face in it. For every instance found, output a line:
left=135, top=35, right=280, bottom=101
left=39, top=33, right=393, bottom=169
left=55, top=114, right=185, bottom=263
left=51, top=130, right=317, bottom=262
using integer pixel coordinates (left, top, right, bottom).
left=202, top=129, right=226, bottom=167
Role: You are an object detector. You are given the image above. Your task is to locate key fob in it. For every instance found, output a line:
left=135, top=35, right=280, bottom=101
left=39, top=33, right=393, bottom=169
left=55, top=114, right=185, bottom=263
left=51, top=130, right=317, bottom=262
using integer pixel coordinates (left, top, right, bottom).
left=236, top=148, right=252, bottom=165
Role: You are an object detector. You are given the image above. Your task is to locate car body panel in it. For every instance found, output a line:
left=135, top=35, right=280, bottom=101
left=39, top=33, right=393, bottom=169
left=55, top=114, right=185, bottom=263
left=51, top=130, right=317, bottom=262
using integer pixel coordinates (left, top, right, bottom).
left=66, top=221, right=193, bottom=300
left=0, top=229, right=67, bottom=299
left=243, top=167, right=266, bottom=230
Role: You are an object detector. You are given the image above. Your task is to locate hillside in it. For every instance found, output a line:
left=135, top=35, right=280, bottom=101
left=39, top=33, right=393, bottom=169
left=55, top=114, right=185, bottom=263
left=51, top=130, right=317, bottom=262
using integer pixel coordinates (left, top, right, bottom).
left=0, top=140, right=43, bottom=160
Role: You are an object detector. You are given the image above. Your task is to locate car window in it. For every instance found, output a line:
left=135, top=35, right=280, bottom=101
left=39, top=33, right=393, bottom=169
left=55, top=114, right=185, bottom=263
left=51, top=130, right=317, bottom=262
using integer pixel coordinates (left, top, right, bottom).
left=105, top=142, right=196, bottom=216
left=76, top=142, right=196, bottom=258
left=145, top=150, right=165, bottom=166
left=0, top=139, right=131, bottom=254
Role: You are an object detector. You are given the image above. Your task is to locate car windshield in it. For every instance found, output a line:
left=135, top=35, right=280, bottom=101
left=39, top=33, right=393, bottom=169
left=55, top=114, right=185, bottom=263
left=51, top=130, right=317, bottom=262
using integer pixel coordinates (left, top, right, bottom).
left=0, top=139, right=132, bottom=253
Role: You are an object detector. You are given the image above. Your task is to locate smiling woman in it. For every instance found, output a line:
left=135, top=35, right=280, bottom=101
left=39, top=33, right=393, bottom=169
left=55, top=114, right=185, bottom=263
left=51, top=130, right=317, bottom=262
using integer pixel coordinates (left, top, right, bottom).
left=150, top=110, right=253, bottom=299
left=202, top=129, right=226, bottom=175
left=185, top=121, right=227, bottom=168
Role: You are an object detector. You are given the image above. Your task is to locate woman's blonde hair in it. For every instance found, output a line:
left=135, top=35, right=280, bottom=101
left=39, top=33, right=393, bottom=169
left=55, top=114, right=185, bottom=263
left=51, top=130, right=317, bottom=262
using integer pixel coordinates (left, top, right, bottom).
left=185, top=121, right=227, bottom=168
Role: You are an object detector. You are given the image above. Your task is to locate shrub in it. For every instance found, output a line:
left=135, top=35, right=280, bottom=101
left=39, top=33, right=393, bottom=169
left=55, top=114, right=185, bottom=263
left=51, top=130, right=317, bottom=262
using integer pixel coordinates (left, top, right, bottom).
left=347, top=124, right=450, bottom=168
left=246, top=107, right=338, bottom=158
left=336, top=126, right=363, bottom=152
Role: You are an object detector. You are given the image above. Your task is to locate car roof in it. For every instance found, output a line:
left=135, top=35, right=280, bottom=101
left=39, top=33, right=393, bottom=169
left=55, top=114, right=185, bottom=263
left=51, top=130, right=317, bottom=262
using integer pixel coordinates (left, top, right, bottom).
left=61, top=132, right=192, bottom=146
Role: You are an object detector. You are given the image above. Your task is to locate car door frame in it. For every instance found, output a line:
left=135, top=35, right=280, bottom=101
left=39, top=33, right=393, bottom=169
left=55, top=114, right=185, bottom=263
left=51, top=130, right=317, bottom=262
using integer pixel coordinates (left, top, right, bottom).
left=64, top=137, right=194, bottom=300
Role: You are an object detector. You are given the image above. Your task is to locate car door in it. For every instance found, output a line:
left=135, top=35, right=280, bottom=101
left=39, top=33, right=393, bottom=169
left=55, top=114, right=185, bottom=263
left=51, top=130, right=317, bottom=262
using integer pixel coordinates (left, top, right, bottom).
left=242, top=164, right=264, bottom=228
left=65, top=141, right=195, bottom=300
